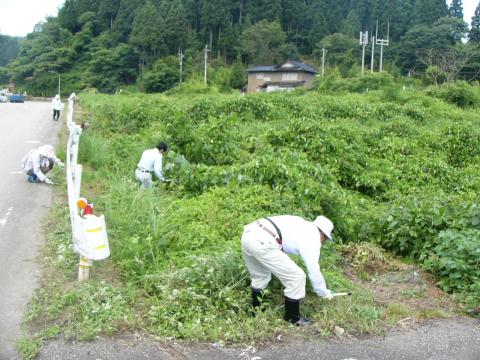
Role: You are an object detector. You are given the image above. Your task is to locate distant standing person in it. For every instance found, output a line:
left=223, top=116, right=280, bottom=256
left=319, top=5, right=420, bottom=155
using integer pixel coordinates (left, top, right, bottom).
left=22, top=144, right=64, bottom=184
left=51, top=94, right=63, bottom=121
left=135, top=142, right=168, bottom=188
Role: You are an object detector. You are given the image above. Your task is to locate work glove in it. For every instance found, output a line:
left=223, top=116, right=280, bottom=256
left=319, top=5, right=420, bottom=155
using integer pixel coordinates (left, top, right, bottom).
left=321, top=289, right=334, bottom=300
left=44, top=178, right=55, bottom=185
left=57, top=161, right=65, bottom=167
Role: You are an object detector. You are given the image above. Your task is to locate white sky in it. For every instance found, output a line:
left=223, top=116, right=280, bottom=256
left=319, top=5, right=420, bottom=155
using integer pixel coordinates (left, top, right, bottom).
left=0, top=0, right=478, bottom=37
left=0, top=0, right=65, bottom=37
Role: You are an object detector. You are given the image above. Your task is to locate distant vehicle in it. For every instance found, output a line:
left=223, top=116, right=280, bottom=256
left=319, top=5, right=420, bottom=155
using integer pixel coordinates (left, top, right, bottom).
left=10, top=94, right=25, bottom=103
left=0, top=93, right=7, bottom=103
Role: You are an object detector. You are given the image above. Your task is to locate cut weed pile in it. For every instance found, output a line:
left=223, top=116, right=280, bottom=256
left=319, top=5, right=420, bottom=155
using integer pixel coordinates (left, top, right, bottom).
left=19, top=81, right=479, bottom=358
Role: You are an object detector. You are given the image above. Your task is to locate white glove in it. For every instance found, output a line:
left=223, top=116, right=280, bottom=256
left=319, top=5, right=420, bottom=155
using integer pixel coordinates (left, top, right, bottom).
left=321, top=289, right=334, bottom=300
left=57, top=161, right=64, bottom=167
left=44, top=178, right=55, bottom=185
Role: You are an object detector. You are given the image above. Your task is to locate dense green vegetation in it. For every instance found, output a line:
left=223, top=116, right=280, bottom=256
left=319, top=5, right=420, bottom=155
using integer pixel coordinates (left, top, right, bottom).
left=52, top=75, right=477, bottom=342
left=2, top=0, right=480, bottom=94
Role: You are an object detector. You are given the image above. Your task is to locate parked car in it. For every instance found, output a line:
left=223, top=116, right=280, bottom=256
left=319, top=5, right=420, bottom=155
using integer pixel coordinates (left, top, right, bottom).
left=10, top=93, right=25, bottom=103
left=0, top=93, right=8, bottom=103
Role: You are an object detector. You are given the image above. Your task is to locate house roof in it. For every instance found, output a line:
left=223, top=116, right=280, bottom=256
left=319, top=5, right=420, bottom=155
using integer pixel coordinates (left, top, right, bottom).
left=247, top=61, right=317, bottom=74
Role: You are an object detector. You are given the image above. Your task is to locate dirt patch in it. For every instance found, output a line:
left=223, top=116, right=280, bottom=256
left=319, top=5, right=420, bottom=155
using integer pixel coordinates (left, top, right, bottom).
left=339, top=243, right=459, bottom=320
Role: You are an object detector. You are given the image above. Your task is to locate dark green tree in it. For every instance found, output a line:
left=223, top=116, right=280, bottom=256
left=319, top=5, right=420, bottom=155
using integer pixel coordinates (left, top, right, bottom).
left=0, top=35, right=23, bottom=66
left=98, top=0, right=119, bottom=31
left=229, top=55, right=247, bottom=89
left=449, top=0, right=463, bottom=19
left=314, top=33, right=359, bottom=75
left=341, top=10, right=361, bottom=37
left=413, top=0, right=449, bottom=26
left=143, top=56, right=178, bottom=92
left=163, top=0, right=188, bottom=53
left=239, top=20, right=286, bottom=64
left=469, top=3, right=480, bottom=43
left=129, top=1, right=166, bottom=70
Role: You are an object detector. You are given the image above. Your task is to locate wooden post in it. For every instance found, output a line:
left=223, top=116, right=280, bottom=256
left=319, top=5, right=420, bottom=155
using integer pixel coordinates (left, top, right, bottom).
left=78, top=256, right=93, bottom=282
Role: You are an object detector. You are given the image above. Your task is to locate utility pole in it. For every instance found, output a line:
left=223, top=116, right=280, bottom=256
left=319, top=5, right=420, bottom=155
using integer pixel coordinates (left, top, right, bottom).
left=370, top=32, right=375, bottom=72
left=359, top=31, right=368, bottom=76
left=178, top=48, right=184, bottom=83
left=376, top=21, right=389, bottom=72
left=321, top=48, right=327, bottom=77
left=203, top=44, right=209, bottom=85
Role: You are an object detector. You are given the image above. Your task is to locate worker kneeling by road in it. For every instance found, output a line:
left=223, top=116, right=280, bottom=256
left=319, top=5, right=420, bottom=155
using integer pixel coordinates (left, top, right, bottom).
left=241, top=215, right=334, bottom=326
left=22, top=144, right=64, bottom=184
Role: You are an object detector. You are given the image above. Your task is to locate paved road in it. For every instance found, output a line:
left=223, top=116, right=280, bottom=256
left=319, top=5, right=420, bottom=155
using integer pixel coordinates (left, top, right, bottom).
left=38, top=317, right=480, bottom=360
left=0, top=101, right=61, bottom=360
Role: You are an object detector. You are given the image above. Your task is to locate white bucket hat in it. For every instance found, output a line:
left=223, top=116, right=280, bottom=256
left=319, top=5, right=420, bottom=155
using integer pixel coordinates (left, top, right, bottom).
left=313, top=215, right=334, bottom=240
left=38, top=145, right=55, bottom=158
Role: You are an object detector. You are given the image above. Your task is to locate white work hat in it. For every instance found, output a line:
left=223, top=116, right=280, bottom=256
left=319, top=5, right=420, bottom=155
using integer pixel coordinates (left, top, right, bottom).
left=313, top=215, right=334, bottom=240
left=38, top=145, right=55, bottom=158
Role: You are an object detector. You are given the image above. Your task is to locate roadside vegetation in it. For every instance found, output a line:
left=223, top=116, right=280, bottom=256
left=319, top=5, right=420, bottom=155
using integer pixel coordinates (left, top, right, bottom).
left=19, top=74, right=480, bottom=359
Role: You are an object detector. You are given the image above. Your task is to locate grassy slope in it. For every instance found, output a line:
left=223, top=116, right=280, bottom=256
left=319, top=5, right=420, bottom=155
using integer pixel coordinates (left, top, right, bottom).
left=18, top=83, right=480, bottom=357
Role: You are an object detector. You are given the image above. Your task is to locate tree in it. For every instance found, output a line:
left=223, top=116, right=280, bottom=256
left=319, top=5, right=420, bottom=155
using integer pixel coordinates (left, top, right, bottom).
left=314, top=33, right=358, bottom=75
left=395, top=17, right=462, bottom=73
left=413, top=0, right=448, bottom=26
left=341, top=10, right=361, bottom=37
left=229, top=56, right=247, bottom=89
left=239, top=20, right=286, bottom=64
left=143, top=56, right=178, bottom=93
left=449, top=0, right=463, bottom=19
left=129, top=1, right=166, bottom=71
left=163, top=0, right=188, bottom=54
left=469, top=3, right=480, bottom=43
left=417, top=46, right=475, bottom=83
left=98, top=0, right=119, bottom=31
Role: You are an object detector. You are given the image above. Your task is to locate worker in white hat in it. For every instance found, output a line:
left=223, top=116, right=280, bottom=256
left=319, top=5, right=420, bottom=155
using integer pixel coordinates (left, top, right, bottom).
left=241, top=215, right=334, bottom=325
left=51, top=94, right=64, bottom=121
left=22, top=145, right=64, bottom=184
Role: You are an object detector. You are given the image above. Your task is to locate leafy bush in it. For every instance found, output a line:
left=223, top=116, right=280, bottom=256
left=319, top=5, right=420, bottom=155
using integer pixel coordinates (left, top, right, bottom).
left=77, top=87, right=480, bottom=340
left=426, top=82, right=480, bottom=108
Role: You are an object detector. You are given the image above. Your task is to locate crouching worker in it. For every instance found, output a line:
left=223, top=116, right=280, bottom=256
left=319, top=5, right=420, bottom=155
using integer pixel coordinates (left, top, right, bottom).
left=135, top=142, right=168, bottom=189
left=241, top=215, right=334, bottom=326
left=22, top=145, right=64, bottom=184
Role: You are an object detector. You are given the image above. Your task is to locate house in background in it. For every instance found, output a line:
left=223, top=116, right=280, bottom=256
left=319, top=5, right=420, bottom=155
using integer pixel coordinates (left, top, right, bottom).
left=246, top=61, right=317, bottom=93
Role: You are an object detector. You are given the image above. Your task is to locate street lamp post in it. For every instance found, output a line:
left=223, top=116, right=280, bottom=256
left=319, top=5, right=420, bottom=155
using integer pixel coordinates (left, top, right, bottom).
left=49, top=71, right=61, bottom=95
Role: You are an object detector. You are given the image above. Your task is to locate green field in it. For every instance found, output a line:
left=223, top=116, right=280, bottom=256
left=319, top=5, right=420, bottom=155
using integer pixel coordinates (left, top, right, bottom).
left=21, top=77, right=480, bottom=354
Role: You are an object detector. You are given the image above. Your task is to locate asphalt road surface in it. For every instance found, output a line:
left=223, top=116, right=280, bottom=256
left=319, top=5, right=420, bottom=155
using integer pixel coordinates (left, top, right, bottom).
left=0, top=101, right=61, bottom=360
left=38, top=318, right=480, bottom=360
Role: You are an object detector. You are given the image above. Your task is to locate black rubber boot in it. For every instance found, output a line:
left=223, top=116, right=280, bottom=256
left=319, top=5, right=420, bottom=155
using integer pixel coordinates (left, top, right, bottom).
left=284, top=297, right=310, bottom=326
left=251, top=288, right=264, bottom=313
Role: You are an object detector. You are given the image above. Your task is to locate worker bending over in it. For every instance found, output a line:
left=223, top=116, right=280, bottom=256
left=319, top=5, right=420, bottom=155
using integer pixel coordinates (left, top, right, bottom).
left=241, top=215, right=334, bottom=325
left=135, top=142, right=168, bottom=188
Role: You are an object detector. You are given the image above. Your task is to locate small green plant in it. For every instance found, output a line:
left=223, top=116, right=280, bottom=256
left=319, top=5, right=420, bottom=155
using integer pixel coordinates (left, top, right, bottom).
left=15, top=336, right=41, bottom=360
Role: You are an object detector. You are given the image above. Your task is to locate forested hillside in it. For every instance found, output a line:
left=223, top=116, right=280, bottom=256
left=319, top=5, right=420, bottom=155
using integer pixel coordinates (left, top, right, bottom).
left=2, top=0, right=480, bottom=94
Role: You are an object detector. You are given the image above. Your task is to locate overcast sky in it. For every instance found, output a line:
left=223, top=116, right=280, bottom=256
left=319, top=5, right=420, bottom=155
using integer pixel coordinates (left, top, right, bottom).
left=0, top=0, right=479, bottom=37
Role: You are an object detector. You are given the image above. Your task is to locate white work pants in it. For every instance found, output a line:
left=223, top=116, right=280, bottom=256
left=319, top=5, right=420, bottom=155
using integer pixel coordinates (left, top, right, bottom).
left=135, top=169, right=152, bottom=188
left=241, top=225, right=306, bottom=300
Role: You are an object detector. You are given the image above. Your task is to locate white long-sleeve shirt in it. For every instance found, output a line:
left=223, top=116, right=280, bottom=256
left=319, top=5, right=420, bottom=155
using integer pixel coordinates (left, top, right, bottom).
left=23, top=148, right=60, bottom=181
left=137, top=148, right=164, bottom=181
left=51, top=98, right=63, bottom=110
left=264, top=215, right=329, bottom=297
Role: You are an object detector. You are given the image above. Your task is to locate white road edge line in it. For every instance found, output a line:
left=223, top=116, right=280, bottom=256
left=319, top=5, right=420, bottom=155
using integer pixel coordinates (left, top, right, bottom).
left=0, top=206, right=14, bottom=227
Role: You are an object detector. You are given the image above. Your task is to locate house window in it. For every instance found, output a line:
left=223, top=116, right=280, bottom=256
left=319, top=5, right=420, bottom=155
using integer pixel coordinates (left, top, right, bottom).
left=282, top=73, right=298, bottom=81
